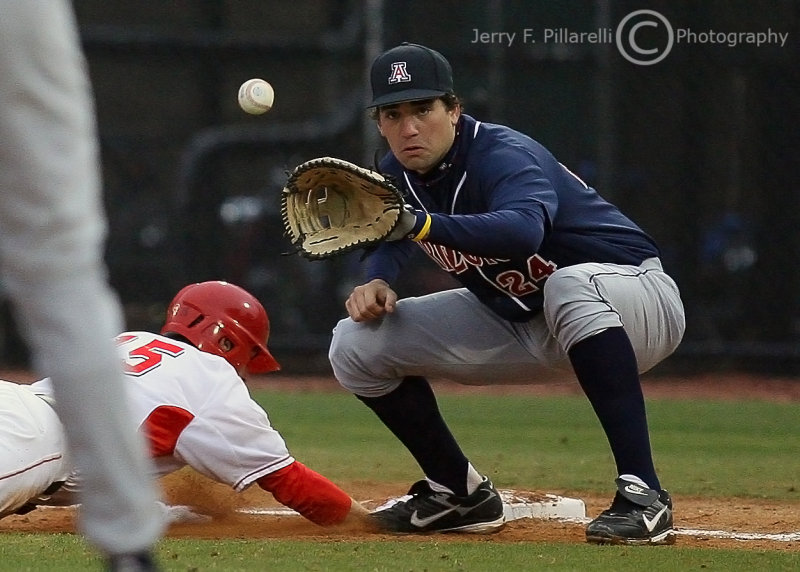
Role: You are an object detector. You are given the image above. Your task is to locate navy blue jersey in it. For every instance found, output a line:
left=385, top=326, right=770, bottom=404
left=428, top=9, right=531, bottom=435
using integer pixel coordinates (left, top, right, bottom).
left=367, top=114, right=659, bottom=321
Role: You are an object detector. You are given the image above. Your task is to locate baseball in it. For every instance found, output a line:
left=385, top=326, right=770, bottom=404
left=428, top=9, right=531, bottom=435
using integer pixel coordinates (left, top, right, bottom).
left=238, top=78, right=274, bottom=115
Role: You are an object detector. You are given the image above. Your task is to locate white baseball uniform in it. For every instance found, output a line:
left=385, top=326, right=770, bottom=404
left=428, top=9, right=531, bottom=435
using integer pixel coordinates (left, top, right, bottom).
left=0, top=0, right=162, bottom=555
left=0, top=381, right=70, bottom=517
left=27, top=332, right=296, bottom=490
left=2, top=331, right=360, bottom=528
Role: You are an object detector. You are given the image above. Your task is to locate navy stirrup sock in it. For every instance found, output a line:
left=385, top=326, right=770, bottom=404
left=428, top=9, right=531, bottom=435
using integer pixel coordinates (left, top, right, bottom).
left=568, top=327, right=661, bottom=491
left=357, top=376, right=470, bottom=495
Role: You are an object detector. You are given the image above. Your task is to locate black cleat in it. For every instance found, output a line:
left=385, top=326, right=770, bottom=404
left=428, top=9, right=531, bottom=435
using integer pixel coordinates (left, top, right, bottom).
left=107, top=550, right=159, bottom=572
left=586, top=477, right=675, bottom=545
left=370, top=476, right=505, bottom=533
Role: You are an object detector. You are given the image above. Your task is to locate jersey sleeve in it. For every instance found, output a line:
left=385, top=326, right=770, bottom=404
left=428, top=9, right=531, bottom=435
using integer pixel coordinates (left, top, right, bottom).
left=423, top=146, right=551, bottom=258
left=171, top=382, right=295, bottom=490
left=365, top=239, right=418, bottom=284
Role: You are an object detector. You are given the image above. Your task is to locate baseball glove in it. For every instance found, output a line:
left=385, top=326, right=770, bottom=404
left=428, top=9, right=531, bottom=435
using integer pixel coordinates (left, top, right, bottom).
left=281, top=156, right=406, bottom=259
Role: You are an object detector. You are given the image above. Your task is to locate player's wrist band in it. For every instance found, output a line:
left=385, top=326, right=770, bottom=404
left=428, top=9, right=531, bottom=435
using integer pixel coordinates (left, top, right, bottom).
left=411, top=213, right=432, bottom=242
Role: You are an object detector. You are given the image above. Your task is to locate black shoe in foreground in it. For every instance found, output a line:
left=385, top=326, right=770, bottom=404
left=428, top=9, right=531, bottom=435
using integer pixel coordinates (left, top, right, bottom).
left=586, top=477, right=675, bottom=545
left=107, top=551, right=159, bottom=572
left=370, top=476, right=505, bottom=533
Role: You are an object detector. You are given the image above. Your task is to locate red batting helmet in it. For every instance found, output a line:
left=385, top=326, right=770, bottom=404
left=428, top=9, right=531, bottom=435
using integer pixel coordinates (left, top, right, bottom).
left=161, top=281, right=280, bottom=374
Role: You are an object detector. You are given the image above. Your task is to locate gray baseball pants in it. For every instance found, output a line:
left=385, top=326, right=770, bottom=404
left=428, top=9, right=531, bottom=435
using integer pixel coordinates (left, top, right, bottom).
left=331, top=258, right=685, bottom=397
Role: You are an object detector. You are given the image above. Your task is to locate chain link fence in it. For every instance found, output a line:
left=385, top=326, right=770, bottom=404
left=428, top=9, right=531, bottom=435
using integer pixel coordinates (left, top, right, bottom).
left=1, top=0, right=797, bottom=373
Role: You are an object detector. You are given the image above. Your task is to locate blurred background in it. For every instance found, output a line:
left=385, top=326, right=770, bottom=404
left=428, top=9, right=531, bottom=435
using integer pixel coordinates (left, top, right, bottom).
left=0, top=0, right=797, bottom=375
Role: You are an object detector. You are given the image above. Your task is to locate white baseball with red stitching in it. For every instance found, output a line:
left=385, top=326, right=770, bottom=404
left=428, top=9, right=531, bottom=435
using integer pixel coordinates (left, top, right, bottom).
left=238, top=78, right=274, bottom=115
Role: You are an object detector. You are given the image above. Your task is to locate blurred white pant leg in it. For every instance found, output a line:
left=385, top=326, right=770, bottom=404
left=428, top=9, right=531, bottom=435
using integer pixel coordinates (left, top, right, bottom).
left=0, top=0, right=164, bottom=555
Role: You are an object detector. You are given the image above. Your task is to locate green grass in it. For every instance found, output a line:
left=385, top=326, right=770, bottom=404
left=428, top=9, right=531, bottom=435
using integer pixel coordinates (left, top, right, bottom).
left=154, top=539, right=800, bottom=571
left=259, top=389, right=800, bottom=500
left=2, top=389, right=799, bottom=570
left=2, top=534, right=797, bottom=571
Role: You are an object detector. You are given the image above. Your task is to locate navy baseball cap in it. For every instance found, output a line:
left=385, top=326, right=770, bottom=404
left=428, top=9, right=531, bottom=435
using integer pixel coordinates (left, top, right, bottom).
left=368, top=43, right=454, bottom=108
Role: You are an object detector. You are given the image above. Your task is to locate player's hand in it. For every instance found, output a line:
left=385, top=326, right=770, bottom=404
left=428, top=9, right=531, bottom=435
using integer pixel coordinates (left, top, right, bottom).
left=345, top=279, right=398, bottom=322
left=329, top=498, right=380, bottom=532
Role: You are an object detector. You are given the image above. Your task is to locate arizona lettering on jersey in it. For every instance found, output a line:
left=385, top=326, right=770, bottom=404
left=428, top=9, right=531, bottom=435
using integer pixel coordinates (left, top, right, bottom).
left=420, top=242, right=507, bottom=273
left=367, top=113, right=659, bottom=321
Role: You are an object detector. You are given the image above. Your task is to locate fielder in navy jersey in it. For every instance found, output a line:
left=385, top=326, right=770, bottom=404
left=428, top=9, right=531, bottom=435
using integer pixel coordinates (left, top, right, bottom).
left=329, top=43, right=685, bottom=544
left=370, top=113, right=659, bottom=322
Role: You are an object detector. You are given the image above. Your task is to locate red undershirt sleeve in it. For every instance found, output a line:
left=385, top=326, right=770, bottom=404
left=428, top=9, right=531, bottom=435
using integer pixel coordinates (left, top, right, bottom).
left=141, top=405, right=195, bottom=456
left=256, top=461, right=352, bottom=526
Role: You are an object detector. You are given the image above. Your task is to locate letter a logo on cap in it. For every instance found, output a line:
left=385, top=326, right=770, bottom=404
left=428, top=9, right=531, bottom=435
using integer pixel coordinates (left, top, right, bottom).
left=388, top=62, right=412, bottom=84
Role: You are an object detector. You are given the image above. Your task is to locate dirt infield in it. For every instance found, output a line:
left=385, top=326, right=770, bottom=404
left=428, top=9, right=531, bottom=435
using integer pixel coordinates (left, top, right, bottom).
left=2, top=474, right=798, bottom=551
left=1, top=373, right=798, bottom=551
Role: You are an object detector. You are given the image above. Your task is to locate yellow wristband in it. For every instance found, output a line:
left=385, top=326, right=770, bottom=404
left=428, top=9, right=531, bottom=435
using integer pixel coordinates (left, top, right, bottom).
left=412, top=213, right=432, bottom=242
